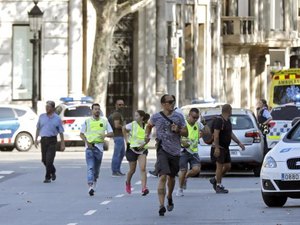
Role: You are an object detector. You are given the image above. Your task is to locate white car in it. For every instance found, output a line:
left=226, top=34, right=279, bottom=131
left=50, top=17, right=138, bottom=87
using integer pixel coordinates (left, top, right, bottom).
left=261, top=120, right=300, bottom=207
left=55, top=97, right=109, bottom=150
left=0, top=105, right=38, bottom=151
left=180, top=102, right=224, bottom=118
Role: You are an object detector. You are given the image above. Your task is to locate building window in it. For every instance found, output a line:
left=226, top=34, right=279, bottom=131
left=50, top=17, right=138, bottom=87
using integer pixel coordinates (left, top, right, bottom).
left=270, top=0, right=285, bottom=31
left=12, top=25, right=33, bottom=100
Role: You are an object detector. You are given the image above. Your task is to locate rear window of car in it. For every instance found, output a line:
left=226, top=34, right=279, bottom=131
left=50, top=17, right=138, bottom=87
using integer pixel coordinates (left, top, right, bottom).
left=203, top=115, right=254, bottom=130
left=0, top=108, right=16, bottom=120
left=271, top=105, right=300, bottom=120
left=64, top=106, right=92, bottom=117
left=15, top=109, right=27, bottom=117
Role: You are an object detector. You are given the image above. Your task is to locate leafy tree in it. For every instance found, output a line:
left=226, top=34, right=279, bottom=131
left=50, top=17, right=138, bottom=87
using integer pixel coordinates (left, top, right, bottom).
left=88, top=0, right=151, bottom=105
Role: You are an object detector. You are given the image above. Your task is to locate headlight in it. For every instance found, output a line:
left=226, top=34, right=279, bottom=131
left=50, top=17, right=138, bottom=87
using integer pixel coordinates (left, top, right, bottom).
left=263, top=156, right=277, bottom=168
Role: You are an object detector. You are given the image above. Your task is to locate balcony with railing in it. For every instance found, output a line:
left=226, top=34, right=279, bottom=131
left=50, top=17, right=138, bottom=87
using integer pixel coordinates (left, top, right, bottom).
left=221, top=16, right=257, bottom=45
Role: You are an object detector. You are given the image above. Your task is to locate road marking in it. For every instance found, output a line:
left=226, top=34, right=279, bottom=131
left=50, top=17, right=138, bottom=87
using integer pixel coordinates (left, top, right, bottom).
left=19, top=166, right=39, bottom=169
left=100, top=200, right=111, bottom=205
left=0, top=176, right=4, bottom=179
left=84, top=210, right=97, bottom=216
left=135, top=181, right=141, bottom=185
left=0, top=171, right=14, bottom=175
left=67, top=223, right=78, bottom=225
left=115, top=194, right=124, bottom=198
left=60, top=166, right=81, bottom=169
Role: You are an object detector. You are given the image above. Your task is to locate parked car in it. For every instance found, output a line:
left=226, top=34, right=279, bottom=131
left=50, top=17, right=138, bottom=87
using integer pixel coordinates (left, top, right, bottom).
left=267, top=104, right=300, bottom=150
left=55, top=97, right=109, bottom=150
left=0, top=105, right=37, bottom=151
left=261, top=120, right=300, bottom=207
left=198, top=108, right=264, bottom=176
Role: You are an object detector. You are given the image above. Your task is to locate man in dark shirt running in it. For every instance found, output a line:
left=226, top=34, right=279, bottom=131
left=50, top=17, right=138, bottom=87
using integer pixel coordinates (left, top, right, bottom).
left=210, top=104, right=245, bottom=193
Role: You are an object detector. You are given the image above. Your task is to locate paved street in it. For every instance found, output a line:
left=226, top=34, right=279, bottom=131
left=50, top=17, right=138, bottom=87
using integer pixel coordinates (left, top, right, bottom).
left=0, top=144, right=300, bottom=225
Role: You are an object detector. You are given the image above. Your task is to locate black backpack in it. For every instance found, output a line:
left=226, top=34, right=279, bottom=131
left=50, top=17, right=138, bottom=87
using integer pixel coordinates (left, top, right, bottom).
left=202, top=116, right=224, bottom=145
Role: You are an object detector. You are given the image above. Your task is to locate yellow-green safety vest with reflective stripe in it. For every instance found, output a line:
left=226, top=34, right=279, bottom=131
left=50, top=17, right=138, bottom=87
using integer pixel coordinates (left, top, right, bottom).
left=183, top=120, right=199, bottom=153
left=85, top=117, right=107, bottom=143
left=129, top=121, right=148, bottom=148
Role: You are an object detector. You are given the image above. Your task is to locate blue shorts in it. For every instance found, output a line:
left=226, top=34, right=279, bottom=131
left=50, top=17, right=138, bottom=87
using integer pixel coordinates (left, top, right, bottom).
left=179, top=150, right=201, bottom=170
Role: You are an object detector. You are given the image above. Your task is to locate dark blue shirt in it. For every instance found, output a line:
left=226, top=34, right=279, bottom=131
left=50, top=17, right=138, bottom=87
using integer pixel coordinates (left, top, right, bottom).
left=37, top=113, right=64, bottom=137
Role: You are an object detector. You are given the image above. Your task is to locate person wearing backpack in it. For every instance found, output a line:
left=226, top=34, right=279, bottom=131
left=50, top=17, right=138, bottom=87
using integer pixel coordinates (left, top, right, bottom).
left=209, top=104, right=245, bottom=194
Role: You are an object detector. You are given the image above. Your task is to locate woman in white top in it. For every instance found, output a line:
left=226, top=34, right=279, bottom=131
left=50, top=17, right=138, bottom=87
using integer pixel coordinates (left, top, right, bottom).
left=123, top=110, right=150, bottom=196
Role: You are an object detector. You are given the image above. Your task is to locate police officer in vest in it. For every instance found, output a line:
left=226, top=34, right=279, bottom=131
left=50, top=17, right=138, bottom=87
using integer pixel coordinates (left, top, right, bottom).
left=80, top=103, right=113, bottom=196
left=176, top=108, right=205, bottom=197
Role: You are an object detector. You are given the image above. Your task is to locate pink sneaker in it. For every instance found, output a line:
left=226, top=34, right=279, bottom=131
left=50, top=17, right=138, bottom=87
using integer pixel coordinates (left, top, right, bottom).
left=125, top=182, right=131, bottom=194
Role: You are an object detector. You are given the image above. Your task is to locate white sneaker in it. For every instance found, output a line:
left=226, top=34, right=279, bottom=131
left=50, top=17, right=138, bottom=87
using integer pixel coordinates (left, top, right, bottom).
left=176, top=188, right=184, bottom=197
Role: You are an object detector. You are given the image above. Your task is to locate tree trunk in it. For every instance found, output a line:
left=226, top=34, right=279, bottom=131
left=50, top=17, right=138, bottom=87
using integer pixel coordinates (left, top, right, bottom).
left=87, top=0, right=151, bottom=107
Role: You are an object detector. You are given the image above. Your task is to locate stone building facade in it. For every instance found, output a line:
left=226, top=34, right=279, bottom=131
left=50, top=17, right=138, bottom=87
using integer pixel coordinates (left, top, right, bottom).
left=0, top=0, right=300, bottom=117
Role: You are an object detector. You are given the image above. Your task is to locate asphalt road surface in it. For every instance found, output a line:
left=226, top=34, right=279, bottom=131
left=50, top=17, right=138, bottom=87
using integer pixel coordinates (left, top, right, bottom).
left=0, top=145, right=299, bottom=225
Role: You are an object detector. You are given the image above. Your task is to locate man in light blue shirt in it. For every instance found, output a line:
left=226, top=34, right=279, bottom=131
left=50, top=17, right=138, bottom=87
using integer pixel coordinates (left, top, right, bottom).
left=35, top=100, right=65, bottom=183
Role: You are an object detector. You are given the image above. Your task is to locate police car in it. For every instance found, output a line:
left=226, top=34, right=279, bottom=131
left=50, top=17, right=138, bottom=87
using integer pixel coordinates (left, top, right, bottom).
left=0, top=105, right=37, bottom=151
left=261, top=119, right=300, bottom=207
left=55, top=97, right=109, bottom=150
left=266, top=104, right=300, bottom=149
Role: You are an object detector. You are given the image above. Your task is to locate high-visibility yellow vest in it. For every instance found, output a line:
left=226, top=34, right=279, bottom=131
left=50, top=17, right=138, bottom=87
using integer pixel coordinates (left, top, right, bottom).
left=181, top=120, right=199, bottom=153
left=85, top=117, right=107, bottom=143
left=129, top=121, right=148, bottom=148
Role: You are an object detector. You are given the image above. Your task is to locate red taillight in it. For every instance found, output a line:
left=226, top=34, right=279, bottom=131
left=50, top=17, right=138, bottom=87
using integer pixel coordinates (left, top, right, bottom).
left=63, top=119, right=75, bottom=125
left=245, top=131, right=261, bottom=143
left=268, top=121, right=276, bottom=128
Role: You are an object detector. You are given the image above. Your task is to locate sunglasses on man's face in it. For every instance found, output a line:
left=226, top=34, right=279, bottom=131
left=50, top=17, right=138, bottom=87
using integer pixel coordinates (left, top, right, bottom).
left=164, top=100, right=175, bottom=104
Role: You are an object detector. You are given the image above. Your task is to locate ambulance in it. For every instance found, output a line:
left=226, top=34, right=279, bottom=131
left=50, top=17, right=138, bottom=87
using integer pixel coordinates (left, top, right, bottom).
left=267, top=69, right=300, bottom=149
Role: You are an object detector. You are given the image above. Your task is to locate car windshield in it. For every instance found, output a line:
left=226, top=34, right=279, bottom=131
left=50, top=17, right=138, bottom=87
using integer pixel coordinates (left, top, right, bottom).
left=271, top=105, right=300, bottom=120
left=64, top=106, right=92, bottom=117
left=203, top=115, right=254, bottom=130
left=287, top=122, right=300, bottom=141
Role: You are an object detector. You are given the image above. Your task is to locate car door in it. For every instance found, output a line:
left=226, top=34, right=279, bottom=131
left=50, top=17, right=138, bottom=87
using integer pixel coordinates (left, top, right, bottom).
left=0, top=107, right=20, bottom=143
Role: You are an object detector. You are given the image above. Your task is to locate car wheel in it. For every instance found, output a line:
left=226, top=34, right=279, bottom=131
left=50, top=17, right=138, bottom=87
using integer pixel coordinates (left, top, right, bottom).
left=253, top=166, right=261, bottom=177
left=15, top=132, right=33, bottom=152
left=261, top=192, right=287, bottom=207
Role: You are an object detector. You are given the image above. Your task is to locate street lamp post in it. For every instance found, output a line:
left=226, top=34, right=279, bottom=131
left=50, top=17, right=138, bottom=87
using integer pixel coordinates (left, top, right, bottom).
left=28, top=1, right=43, bottom=113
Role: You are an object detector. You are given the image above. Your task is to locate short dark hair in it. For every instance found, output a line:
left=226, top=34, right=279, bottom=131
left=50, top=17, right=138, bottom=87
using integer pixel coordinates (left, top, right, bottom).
left=189, top=108, right=199, bottom=114
left=160, top=94, right=176, bottom=104
left=46, top=100, right=55, bottom=108
left=222, top=104, right=232, bottom=113
left=91, top=103, right=100, bottom=110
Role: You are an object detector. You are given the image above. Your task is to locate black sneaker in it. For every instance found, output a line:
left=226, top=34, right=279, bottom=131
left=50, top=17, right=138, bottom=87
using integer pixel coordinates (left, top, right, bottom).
left=167, top=197, right=174, bottom=211
left=51, top=173, right=56, bottom=181
left=149, top=170, right=158, bottom=177
left=209, top=177, right=217, bottom=191
left=43, top=179, right=51, bottom=183
left=159, top=206, right=166, bottom=216
left=216, top=185, right=229, bottom=194
left=89, top=187, right=95, bottom=196
left=118, top=172, right=126, bottom=176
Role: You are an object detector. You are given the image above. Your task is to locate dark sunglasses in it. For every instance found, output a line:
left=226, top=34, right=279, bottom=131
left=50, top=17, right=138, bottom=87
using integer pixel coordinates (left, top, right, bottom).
left=164, top=100, right=175, bottom=104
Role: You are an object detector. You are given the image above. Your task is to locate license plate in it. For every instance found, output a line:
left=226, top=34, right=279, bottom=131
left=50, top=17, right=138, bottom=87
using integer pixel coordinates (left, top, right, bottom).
left=230, top=149, right=240, bottom=156
left=281, top=173, right=300, bottom=181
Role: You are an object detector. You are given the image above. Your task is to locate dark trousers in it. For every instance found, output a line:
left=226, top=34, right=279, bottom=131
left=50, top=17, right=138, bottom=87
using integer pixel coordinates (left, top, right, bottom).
left=41, top=137, right=57, bottom=179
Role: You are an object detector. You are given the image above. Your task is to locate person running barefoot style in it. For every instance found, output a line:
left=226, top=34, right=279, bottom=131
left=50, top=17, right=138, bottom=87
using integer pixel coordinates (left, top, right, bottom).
left=145, top=94, right=188, bottom=216
left=123, top=110, right=151, bottom=196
